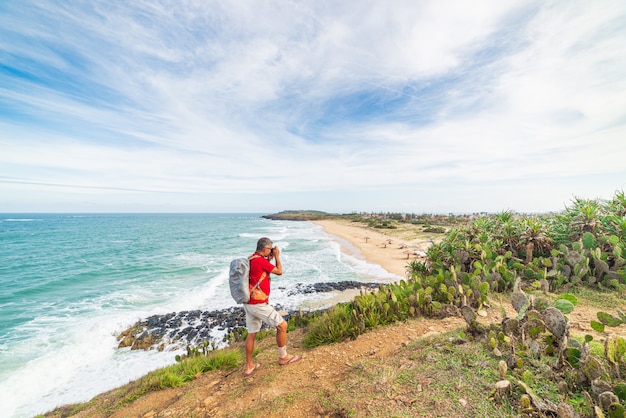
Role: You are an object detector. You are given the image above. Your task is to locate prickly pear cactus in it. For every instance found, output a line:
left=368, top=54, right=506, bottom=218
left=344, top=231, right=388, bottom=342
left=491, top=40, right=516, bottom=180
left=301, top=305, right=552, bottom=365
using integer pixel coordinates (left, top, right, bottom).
left=533, top=296, right=550, bottom=312
left=461, top=305, right=475, bottom=326
left=522, top=318, right=546, bottom=340
left=592, top=380, right=613, bottom=397
left=605, top=336, right=626, bottom=375
left=615, top=383, right=626, bottom=402
left=594, top=258, right=610, bottom=275
left=543, top=307, right=568, bottom=341
left=511, top=290, right=529, bottom=313
left=566, top=251, right=583, bottom=267
left=580, top=356, right=605, bottom=381
left=498, top=360, right=507, bottom=379
left=608, top=403, right=625, bottom=418
left=598, top=391, right=619, bottom=411
left=567, top=338, right=582, bottom=350
left=556, top=402, right=578, bottom=418
left=502, top=318, right=520, bottom=338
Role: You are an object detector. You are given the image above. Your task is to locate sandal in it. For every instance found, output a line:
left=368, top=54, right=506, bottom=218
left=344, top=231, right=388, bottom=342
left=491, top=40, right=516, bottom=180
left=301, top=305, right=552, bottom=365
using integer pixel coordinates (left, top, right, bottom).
left=278, top=354, right=301, bottom=366
left=244, top=363, right=260, bottom=376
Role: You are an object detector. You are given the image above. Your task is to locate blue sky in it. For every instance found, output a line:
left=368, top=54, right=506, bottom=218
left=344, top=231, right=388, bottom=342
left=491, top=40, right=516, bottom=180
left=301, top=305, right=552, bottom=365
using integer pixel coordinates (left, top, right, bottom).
left=1, top=1, right=625, bottom=214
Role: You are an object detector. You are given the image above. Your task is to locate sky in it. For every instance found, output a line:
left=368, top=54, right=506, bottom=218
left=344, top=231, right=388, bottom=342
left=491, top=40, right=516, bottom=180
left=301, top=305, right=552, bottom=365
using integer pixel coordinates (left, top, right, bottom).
left=1, top=1, right=625, bottom=214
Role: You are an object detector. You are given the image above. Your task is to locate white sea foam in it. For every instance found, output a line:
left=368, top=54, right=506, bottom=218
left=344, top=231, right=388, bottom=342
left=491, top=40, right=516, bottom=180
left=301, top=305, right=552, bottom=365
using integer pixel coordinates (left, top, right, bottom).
left=0, top=214, right=404, bottom=418
left=238, top=232, right=259, bottom=238
left=0, top=311, right=182, bottom=418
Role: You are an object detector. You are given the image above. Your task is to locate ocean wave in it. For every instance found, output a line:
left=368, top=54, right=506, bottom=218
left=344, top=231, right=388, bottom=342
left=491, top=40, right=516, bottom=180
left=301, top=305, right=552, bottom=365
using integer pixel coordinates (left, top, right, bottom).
left=0, top=213, right=401, bottom=418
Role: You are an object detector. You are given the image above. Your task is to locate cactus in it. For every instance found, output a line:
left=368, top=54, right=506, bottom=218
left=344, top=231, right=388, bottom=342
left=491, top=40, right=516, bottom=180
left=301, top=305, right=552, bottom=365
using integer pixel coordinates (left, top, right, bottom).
left=533, top=296, right=551, bottom=312
left=498, top=360, right=507, bottom=379
left=556, top=402, right=578, bottom=418
left=595, top=258, right=610, bottom=275
left=604, top=336, right=626, bottom=378
left=553, top=299, right=575, bottom=314
left=511, top=290, right=529, bottom=313
left=543, top=307, right=569, bottom=341
left=592, top=310, right=625, bottom=333
left=522, top=369, right=535, bottom=386
left=461, top=305, right=475, bottom=326
left=599, top=312, right=624, bottom=327
left=566, top=251, right=583, bottom=267
left=592, top=380, right=613, bottom=397
left=608, top=403, right=625, bottom=418
left=503, top=318, right=520, bottom=339
left=598, top=391, right=619, bottom=411
left=580, top=355, right=605, bottom=381
left=582, top=232, right=597, bottom=249
left=615, top=383, right=626, bottom=403
left=522, top=318, right=546, bottom=340
left=564, top=347, right=581, bottom=367
left=490, top=336, right=497, bottom=349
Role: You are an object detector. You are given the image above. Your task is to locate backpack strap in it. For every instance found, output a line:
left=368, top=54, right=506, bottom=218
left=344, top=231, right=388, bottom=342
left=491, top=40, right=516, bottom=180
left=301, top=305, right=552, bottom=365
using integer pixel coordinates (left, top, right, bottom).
left=248, top=254, right=268, bottom=291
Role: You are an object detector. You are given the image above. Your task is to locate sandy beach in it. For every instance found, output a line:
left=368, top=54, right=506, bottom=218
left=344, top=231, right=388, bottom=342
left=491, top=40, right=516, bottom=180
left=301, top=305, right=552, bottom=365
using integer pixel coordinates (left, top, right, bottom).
left=311, top=218, right=430, bottom=279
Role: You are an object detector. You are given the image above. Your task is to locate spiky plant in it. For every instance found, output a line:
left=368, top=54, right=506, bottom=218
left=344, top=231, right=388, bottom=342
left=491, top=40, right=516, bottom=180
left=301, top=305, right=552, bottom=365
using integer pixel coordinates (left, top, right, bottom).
left=606, top=189, right=626, bottom=217
left=519, top=218, right=553, bottom=264
left=494, top=220, right=521, bottom=257
left=567, top=197, right=604, bottom=236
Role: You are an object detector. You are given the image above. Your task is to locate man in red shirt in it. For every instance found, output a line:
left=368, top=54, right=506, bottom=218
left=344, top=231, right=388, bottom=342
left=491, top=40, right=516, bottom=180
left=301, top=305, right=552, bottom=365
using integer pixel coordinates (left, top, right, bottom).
left=243, top=237, right=301, bottom=376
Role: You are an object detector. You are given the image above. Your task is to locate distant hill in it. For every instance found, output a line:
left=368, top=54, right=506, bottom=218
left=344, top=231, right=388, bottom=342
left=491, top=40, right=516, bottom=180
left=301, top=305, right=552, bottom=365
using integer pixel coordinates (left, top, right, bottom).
left=262, top=210, right=332, bottom=221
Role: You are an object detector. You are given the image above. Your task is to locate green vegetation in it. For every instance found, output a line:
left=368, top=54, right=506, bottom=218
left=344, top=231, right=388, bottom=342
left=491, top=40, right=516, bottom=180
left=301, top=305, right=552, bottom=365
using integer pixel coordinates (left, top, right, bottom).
left=298, top=192, right=625, bottom=346
left=45, top=190, right=626, bottom=417
left=323, top=330, right=516, bottom=417
left=414, top=191, right=626, bottom=294
left=301, top=190, right=626, bottom=416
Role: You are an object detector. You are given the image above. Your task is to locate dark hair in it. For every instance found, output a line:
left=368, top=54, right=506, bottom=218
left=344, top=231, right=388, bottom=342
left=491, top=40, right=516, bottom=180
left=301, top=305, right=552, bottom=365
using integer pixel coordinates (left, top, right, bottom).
left=256, top=237, right=273, bottom=252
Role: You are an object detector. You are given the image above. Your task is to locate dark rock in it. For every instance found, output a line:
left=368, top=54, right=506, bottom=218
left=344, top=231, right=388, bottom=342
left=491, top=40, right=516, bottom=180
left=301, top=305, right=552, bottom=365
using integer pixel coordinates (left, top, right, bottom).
left=287, top=281, right=380, bottom=296
left=116, top=280, right=380, bottom=351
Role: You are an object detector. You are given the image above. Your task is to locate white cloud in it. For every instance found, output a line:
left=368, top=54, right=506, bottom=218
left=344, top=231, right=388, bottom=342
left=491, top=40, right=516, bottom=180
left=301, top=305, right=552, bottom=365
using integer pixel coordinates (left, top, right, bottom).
left=1, top=0, right=625, bottom=212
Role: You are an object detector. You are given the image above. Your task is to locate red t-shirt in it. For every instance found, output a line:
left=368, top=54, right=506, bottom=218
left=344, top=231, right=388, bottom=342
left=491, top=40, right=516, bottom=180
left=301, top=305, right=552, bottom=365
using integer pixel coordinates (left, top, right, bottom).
left=248, top=253, right=274, bottom=304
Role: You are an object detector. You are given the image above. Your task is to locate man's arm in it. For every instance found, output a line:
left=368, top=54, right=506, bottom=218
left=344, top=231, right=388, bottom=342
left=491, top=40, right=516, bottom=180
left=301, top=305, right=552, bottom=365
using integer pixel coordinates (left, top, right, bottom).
left=271, top=246, right=283, bottom=275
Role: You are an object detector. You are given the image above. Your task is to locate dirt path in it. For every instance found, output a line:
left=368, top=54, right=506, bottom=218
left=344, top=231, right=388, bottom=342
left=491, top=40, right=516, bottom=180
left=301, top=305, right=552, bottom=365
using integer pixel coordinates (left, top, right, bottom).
left=59, top=297, right=609, bottom=418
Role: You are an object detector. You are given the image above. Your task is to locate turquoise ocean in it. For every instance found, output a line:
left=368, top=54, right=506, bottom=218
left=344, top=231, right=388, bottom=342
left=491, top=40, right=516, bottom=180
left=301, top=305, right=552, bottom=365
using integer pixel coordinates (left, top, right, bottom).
left=0, top=214, right=401, bottom=418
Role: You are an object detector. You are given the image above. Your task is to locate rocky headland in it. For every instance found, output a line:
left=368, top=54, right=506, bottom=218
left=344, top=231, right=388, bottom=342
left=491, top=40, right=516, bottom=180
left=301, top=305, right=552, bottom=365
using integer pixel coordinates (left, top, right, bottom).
left=116, top=281, right=381, bottom=351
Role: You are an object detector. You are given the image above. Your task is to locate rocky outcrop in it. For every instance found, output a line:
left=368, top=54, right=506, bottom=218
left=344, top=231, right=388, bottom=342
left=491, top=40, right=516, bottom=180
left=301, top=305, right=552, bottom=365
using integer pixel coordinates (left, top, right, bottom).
left=286, top=281, right=380, bottom=295
left=117, top=281, right=381, bottom=351
left=262, top=210, right=331, bottom=221
left=117, top=307, right=248, bottom=351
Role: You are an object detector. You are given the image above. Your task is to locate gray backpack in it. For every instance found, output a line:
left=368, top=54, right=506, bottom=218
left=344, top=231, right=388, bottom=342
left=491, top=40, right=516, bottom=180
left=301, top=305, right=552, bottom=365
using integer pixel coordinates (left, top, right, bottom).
left=229, top=257, right=251, bottom=304
left=229, top=254, right=268, bottom=304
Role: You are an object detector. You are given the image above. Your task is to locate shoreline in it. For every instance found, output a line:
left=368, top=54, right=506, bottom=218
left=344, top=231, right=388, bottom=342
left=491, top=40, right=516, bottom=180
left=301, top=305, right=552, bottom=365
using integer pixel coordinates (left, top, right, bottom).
left=89, top=220, right=432, bottom=355
left=39, top=218, right=430, bottom=417
left=311, top=218, right=430, bottom=279
left=113, top=219, right=426, bottom=353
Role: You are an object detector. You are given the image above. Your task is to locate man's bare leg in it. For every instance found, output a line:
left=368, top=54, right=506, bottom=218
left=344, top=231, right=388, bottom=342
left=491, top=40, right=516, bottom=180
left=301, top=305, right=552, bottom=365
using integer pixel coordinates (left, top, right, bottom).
left=245, top=332, right=258, bottom=375
left=276, top=321, right=301, bottom=365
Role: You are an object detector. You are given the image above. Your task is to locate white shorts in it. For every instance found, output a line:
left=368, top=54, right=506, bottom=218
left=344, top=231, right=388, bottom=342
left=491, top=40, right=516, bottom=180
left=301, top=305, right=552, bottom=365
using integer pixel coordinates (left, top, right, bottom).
left=243, top=303, right=285, bottom=334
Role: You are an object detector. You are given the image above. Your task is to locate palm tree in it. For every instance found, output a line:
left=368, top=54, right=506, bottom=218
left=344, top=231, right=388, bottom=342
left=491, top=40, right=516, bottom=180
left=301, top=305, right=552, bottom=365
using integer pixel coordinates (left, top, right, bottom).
left=567, top=197, right=603, bottom=236
left=495, top=220, right=521, bottom=257
left=519, top=218, right=553, bottom=264
left=468, top=216, right=495, bottom=243
left=494, top=210, right=515, bottom=225
left=606, top=189, right=626, bottom=217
